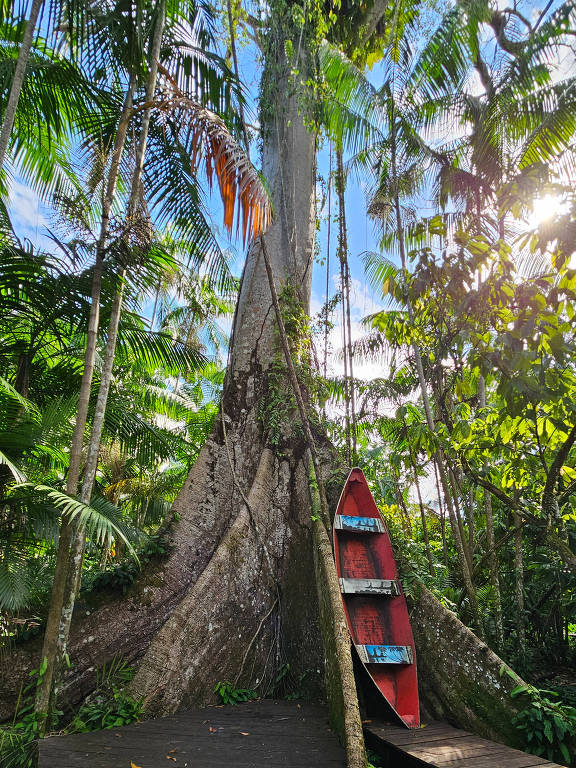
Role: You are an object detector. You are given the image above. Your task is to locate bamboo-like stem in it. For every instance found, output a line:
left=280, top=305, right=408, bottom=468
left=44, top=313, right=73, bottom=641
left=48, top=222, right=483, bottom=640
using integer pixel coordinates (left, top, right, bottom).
left=53, top=1, right=167, bottom=683
left=35, top=75, right=137, bottom=729
left=0, top=0, right=43, bottom=172
left=335, top=149, right=357, bottom=462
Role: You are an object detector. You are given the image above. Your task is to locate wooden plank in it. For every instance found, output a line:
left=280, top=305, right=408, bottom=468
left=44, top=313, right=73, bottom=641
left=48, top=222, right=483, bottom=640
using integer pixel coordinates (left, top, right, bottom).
left=404, top=739, right=512, bottom=762
left=437, top=750, right=555, bottom=768
left=364, top=719, right=565, bottom=768
left=368, top=725, right=472, bottom=745
left=368, top=720, right=471, bottom=735
left=39, top=700, right=346, bottom=768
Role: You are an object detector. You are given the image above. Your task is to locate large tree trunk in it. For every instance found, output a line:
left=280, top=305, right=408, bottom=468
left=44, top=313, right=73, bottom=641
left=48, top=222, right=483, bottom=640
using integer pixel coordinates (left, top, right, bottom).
left=409, top=584, right=526, bottom=748
left=128, top=51, right=320, bottom=710
left=1, top=50, right=325, bottom=723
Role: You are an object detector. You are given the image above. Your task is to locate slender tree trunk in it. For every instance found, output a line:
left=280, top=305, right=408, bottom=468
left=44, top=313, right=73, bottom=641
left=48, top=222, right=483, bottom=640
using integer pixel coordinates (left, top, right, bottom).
left=0, top=0, right=43, bottom=172
left=514, top=508, right=525, bottom=660
left=393, top=474, right=412, bottom=535
left=323, top=146, right=332, bottom=384
left=389, top=116, right=480, bottom=631
left=448, top=467, right=473, bottom=575
left=35, top=76, right=137, bottom=727
left=335, top=149, right=356, bottom=462
left=50, top=1, right=167, bottom=701
left=434, top=459, right=449, bottom=566
left=336, top=170, right=351, bottom=465
left=411, top=458, right=434, bottom=575
left=467, top=489, right=475, bottom=559
left=478, top=375, right=503, bottom=649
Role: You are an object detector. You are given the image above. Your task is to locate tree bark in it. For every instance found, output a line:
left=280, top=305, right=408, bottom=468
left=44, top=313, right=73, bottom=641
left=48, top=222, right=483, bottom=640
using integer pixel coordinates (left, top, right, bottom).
left=0, top=0, right=43, bottom=172
left=409, top=584, right=526, bottom=748
left=127, top=33, right=322, bottom=711
left=478, top=375, right=503, bottom=650
left=514, top=508, right=525, bottom=661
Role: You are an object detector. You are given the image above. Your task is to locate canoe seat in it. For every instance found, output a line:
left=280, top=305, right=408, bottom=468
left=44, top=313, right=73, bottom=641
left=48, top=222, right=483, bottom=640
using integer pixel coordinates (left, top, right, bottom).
left=334, top=514, right=385, bottom=533
left=355, top=644, right=414, bottom=665
left=339, top=577, right=402, bottom=596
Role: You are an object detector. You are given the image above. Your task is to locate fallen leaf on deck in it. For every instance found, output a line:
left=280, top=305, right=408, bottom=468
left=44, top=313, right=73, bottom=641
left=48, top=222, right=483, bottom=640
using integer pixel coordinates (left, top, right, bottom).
left=130, top=763, right=142, bottom=768
left=209, top=726, right=217, bottom=733
left=240, top=732, right=250, bottom=736
left=166, top=756, right=177, bottom=762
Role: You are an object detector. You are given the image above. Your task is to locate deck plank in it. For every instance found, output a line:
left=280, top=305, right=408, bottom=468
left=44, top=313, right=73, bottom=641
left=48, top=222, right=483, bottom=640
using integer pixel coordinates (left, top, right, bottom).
left=39, top=700, right=346, bottom=768
left=364, top=719, right=566, bottom=768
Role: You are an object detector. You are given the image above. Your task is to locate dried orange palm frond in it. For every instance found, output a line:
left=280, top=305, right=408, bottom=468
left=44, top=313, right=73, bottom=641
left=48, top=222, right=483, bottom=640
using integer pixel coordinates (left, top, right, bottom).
left=152, top=65, right=271, bottom=245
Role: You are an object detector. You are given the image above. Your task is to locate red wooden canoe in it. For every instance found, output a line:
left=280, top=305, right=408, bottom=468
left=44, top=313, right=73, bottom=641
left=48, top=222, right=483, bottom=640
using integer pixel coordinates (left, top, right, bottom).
left=333, top=467, right=420, bottom=729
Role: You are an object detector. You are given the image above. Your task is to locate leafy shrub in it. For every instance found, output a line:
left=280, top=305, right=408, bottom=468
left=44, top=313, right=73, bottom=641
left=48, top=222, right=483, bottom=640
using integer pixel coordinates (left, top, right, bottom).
left=0, top=660, right=60, bottom=768
left=0, top=729, right=37, bottom=768
left=67, top=658, right=143, bottom=733
left=90, top=534, right=170, bottom=595
left=512, top=683, right=576, bottom=766
left=69, top=688, right=144, bottom=732
left=214, top=681, right=258, bottom=705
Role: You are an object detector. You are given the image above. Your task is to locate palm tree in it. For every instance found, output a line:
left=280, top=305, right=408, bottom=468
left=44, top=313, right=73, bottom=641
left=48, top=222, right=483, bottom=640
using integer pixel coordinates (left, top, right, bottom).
left=35, top=0, right=270, bottom=726
left=0, top=0, right=44, bottom=171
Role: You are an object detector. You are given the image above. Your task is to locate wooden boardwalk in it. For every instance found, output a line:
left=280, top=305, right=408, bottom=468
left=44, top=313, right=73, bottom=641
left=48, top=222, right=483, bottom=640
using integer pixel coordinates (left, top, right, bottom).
left=39, top=699, right=346, bottom=768
left=39, top=700, right=569, bottom=768
left=364, top=719, right=566, bottom=767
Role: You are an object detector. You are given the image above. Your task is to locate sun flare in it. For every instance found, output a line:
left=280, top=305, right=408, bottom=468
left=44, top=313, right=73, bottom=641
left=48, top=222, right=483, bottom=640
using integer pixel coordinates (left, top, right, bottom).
left=530, top=195, right=566, bottom=226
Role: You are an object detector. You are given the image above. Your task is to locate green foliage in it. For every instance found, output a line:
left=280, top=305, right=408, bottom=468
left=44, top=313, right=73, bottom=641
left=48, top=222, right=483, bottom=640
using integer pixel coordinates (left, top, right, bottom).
left=69, top=688, right=143, bottom=733
left=214, top=681, right=258, bottom=705
left=258, top=283, right=319, bottom=447
left=366, top=748, right=384, bottom=768
left=89, top=534, right=170, bottom=595
left=0, top=661, right=58, bottom=767
left=511, top=684, right=576, bottom=765
left=68, top=659, right=143, bottom=733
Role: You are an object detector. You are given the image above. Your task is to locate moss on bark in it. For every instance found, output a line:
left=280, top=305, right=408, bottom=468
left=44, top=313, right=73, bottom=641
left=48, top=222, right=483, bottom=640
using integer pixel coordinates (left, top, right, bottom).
left=408, top=584, right=525, bottom=747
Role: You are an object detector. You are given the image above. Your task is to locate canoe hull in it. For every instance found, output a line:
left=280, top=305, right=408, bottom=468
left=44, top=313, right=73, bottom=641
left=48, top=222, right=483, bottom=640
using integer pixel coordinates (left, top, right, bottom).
left=333, top=468, right=420, bottom=729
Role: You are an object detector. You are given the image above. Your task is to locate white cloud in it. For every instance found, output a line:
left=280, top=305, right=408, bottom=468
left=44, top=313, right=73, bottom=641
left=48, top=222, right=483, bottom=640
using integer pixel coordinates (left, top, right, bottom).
left=310, top=275, right=388, bottom=382
left=8, top=180, right=46, bottom=241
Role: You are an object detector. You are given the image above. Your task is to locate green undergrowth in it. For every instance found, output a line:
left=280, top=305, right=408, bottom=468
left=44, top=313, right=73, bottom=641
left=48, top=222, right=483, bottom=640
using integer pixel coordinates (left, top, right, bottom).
left=510, top=680, right=576, bottom=766
left=67, top=658, right=144, bottom=733
left=85, top=533, right=171, bottom=596
left=366, top=748, right=384, bottom=767
left=0, top=657, right=143, bottom=768
left=214, top=662, right=314, bottom=705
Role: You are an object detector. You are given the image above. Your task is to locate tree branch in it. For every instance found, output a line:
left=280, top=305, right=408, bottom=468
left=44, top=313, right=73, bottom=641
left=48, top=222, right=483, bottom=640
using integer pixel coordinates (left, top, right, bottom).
left=357, top=0, right=391, bottom=49
left=541, top=422, right=576, bottom=520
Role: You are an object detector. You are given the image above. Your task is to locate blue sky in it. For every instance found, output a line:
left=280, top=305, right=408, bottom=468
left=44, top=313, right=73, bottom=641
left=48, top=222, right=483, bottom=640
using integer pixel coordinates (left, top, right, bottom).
left=8, top=0, right=570, bottom=383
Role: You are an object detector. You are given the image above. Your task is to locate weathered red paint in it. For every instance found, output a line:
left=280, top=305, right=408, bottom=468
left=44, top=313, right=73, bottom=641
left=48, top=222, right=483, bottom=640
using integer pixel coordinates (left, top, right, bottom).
left=333, top=467, right=420, bottom=729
